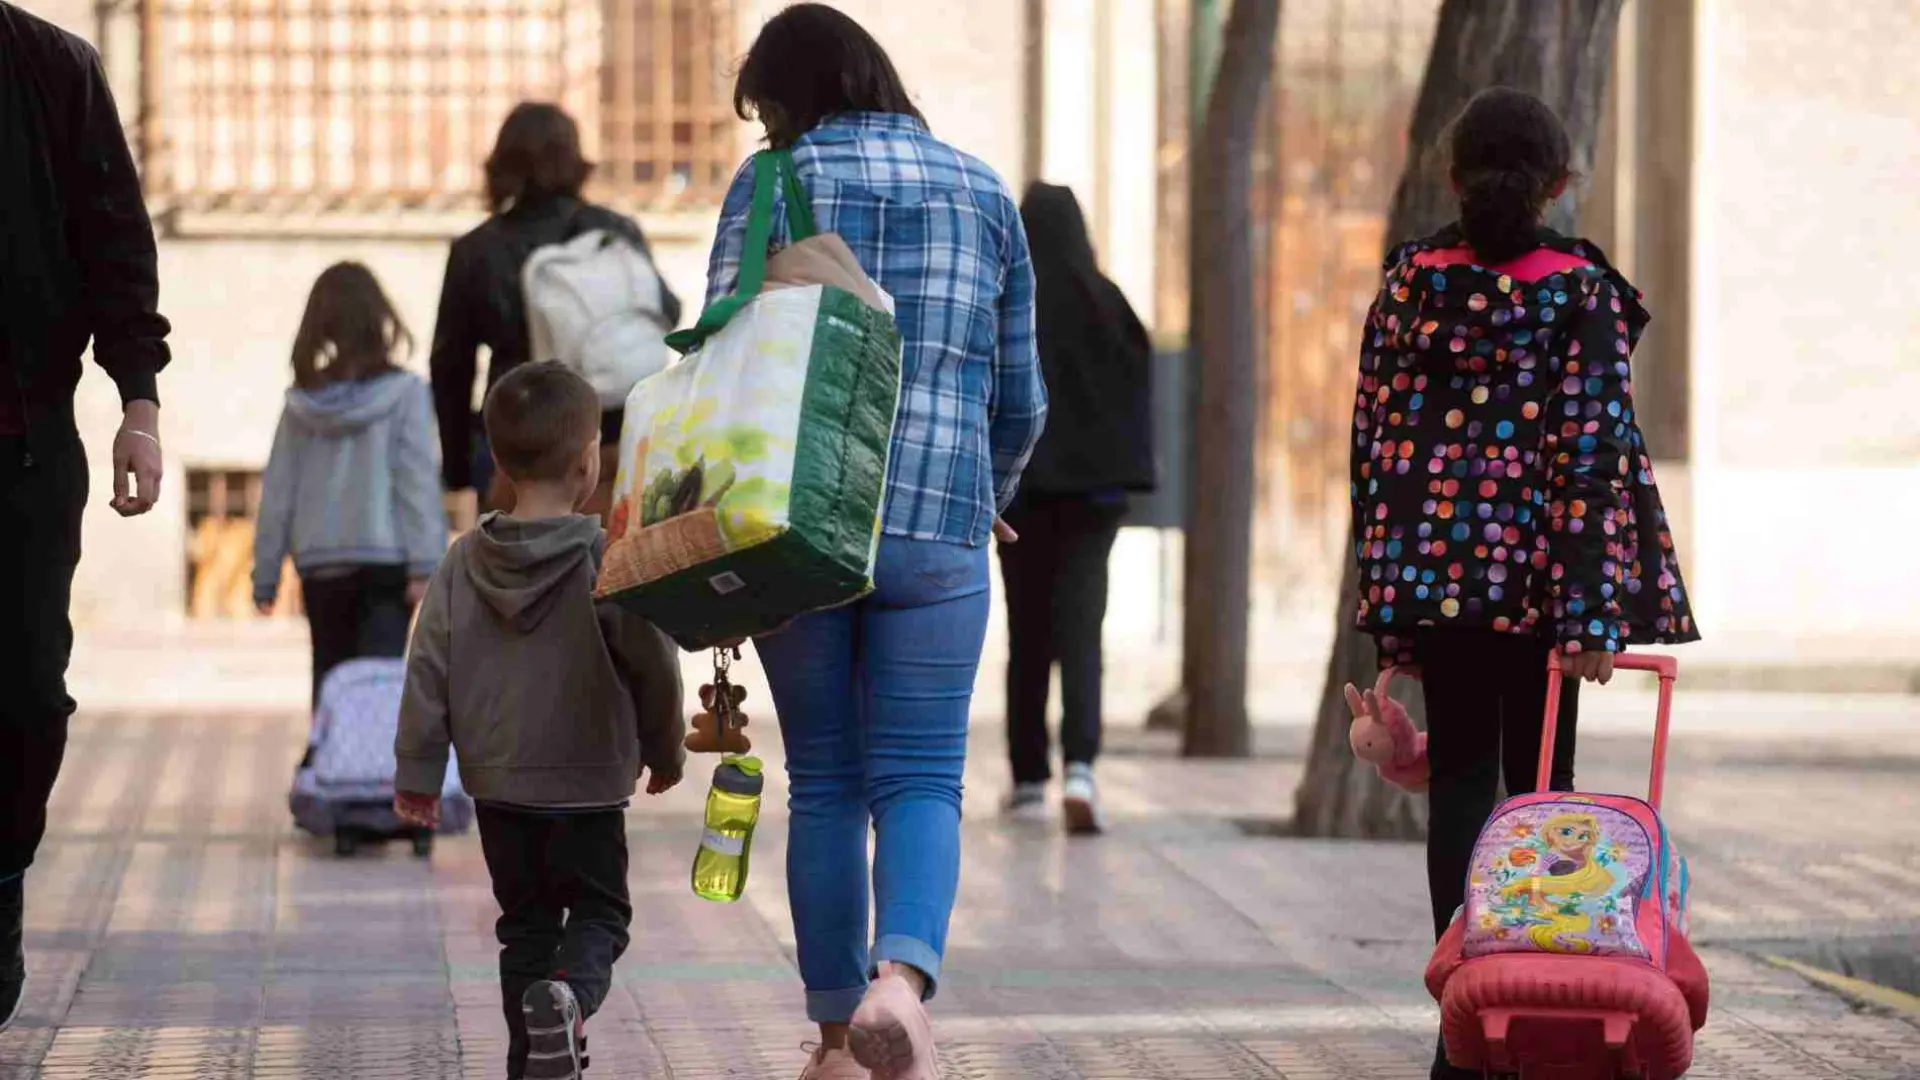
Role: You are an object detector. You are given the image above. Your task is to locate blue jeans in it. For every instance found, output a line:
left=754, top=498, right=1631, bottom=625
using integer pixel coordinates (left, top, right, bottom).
left=753, top=536, right=990, bottom=1024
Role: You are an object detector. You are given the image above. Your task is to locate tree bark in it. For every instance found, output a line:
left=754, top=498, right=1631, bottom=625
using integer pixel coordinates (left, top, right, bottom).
left=1292, top=0, right=1626, bottom=836
left=1180, top=0, right=1282, bottom=758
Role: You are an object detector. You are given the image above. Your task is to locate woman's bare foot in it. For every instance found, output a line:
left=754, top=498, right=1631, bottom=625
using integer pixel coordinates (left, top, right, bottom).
left=848, top=965, right=938, bottom=1079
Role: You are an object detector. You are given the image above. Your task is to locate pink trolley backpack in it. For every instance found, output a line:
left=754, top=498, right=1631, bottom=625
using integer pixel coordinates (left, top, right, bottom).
left=1425, top=654, right=1710, bottom=1079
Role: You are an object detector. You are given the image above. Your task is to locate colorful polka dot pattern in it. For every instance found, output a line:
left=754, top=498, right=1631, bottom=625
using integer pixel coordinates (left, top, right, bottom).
left=1350, top=227, right=1698, bottom=668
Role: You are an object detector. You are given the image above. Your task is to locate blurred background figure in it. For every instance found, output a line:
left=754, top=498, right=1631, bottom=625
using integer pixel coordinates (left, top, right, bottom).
left=429, top=102, right=680, bottom=523
left=252, top=262, right=446, bottom=707
left=1000, top=182, right=1154, bottom=835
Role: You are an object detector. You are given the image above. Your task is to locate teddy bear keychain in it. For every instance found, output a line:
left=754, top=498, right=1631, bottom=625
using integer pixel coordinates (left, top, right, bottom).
left=686, top=645, right=753, bottom=754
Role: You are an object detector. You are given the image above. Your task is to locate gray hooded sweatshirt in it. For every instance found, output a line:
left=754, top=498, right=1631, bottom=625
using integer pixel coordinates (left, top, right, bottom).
left=393, top=513, right=685, bottom=806
left=252, top=370, right=448, bottom=604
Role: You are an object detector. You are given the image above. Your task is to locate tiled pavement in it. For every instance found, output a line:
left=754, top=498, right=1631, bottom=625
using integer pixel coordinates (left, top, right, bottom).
left=3, top=705, right=1919, bottom=1079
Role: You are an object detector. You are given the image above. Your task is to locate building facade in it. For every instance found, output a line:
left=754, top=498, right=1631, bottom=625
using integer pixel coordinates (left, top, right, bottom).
left=33, top=0, right=1919, bottom=666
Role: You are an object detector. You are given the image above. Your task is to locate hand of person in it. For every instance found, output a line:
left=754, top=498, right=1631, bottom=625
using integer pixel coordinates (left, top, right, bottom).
left=1564, top=651, right=1616, bottom=685
left=992, top=517, right=1019, bottom=543
left=644, top=764, right=682, bottom=795
left=406, top=578, right=430, bottom=608
left=256, top=600, right=275, bottom=618
left=393, top=791, right=441, bottom=828
left=110, top=400, right=163, bottom=517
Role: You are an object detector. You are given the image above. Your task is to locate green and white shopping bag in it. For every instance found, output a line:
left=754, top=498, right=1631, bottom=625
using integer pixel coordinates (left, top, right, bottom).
left=595, top=149, right=902, bottom=649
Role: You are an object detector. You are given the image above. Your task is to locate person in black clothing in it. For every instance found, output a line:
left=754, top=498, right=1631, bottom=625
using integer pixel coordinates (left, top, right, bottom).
left=429, top=102, right=680, bottom=518
left=0, top=1, right=171, bottom=1032
left=998, top=184, right=1154, bottom=835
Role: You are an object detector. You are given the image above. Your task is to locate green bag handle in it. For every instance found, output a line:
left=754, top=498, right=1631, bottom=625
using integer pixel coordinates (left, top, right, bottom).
left=666, top=149, right=818, bottom=355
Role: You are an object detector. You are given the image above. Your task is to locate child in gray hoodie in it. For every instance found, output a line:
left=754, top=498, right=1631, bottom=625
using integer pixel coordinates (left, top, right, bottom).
left=252, top=262, right=449, bottom=705
left=393, top=361, right=684, bottom=1080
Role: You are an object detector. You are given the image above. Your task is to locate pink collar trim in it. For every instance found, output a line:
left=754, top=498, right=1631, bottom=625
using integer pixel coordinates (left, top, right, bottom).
left=1411, top=245, right=1593, bottom=281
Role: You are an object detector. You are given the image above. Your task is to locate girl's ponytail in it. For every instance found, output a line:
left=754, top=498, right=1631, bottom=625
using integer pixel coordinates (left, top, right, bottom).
left=1447, top=87, right=1572, bottom=266
left=1457, top=167, right=1549, bottom=265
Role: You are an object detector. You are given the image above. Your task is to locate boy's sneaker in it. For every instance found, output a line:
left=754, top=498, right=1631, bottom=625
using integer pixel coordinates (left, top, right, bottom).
left=1001, top=781, right=1047, bottom=822
left=1061, top=765, right=1105, bottom=836
left=522, top=979, right=585, bottom=1078
left=1, top=874, right=24, bottom=1033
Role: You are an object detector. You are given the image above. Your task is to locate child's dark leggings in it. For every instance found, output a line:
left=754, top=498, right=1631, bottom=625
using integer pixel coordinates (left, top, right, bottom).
left=1417, top=630, right=1581, bottom=1079
left=300, top=564, right=411, bottom=707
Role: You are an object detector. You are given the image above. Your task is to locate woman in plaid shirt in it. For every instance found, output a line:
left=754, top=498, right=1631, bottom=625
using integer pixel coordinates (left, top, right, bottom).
left=700, top=7, right=1045, bottom=1079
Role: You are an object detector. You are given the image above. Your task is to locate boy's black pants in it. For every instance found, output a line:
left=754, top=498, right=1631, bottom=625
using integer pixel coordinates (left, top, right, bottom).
left=0, top=433, right=86, bottom=881
left=476, top=803, right=631, bottom=1080
left=1415, top=630, right=1581, bottom=1079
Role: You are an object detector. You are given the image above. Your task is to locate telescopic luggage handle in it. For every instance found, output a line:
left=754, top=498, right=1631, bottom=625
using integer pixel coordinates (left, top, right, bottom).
left=1540, top=652, right=1679, bottom=810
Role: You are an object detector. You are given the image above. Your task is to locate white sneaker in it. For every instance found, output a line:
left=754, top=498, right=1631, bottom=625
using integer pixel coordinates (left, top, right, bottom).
left=1002, top=781, right=1048, bottom=822
left=1061, top=766, right=1105, bottom=835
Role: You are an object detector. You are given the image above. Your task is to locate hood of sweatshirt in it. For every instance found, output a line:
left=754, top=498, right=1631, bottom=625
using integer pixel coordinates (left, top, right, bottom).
left=464, top=513, right=605, bottom=632
left=283, top=371, right=418, bottom=435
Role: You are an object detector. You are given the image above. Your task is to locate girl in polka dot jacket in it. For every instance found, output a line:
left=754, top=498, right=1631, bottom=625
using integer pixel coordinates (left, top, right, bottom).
left=1347, top=87, right=1699, bottom=1080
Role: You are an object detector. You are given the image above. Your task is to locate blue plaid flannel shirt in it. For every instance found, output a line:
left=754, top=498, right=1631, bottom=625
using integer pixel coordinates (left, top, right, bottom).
left=701, top=112, right=1046, bottom=546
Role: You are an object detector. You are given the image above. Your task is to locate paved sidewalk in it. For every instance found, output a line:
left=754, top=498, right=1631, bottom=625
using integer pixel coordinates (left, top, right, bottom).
left=3, top=705, right=1919, bottom=1079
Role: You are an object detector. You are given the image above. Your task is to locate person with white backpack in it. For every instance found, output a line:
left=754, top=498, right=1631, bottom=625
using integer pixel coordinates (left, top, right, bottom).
left=429, top=103, right=681, bottom=521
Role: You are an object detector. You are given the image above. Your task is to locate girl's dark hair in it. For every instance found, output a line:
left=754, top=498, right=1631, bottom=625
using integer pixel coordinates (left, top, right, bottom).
left=484, top=102, right=593, bottom=213
left=733, top=3, right=926, bottom=148
left=1448, top=87, right=1573, bottom=264
left=290, top=262, right=412, bottom=390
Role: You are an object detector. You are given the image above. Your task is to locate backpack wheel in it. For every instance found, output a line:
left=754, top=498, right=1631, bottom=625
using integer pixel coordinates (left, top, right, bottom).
left=334, top=830, right=359, bottom=857
left=410, top=830, right=434, bottom=858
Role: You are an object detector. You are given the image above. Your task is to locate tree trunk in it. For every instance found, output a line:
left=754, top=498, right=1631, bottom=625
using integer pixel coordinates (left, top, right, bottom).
left=1292, top=0, right=1625, bottom=836
left=1180, top=0, right=1282, bottom=759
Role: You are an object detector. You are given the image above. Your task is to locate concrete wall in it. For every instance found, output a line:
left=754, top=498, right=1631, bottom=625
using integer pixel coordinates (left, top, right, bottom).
left=1688, top=0, right=1920, bottom=647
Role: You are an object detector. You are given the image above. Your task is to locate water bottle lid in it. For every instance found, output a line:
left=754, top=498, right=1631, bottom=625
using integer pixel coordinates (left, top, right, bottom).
left=712, top=754, right=765, bottom=795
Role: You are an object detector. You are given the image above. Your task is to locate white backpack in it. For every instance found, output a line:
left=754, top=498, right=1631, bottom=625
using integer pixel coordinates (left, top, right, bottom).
left=522, top=226, right=673, bottom=408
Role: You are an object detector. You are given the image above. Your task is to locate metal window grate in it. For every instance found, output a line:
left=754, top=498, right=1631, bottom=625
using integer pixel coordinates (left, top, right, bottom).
left=597, top=0, right=736, bottom=211
left=185, top=468, right=301, bottom=618
left=140, top=0, right=735, bottom=216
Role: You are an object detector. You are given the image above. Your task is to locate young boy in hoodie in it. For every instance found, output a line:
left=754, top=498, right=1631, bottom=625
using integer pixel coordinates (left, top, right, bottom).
left=393, top=361, right=685, bottom=1080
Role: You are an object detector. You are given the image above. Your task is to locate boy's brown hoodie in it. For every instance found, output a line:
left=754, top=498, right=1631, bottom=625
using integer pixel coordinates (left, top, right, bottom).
left=394, top=512, right=684, bottom=805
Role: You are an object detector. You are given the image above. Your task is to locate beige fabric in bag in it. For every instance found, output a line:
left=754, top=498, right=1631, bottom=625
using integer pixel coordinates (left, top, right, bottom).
left=764, top=233, right=888, bottom=312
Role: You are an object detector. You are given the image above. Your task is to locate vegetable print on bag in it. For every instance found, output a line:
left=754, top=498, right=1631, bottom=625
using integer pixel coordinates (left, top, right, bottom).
left=596, top=149, right=903, bottom=650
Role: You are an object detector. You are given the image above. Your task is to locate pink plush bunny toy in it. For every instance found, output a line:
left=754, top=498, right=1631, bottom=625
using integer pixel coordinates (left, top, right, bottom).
left=1345, top=667, right=1430, bottom=792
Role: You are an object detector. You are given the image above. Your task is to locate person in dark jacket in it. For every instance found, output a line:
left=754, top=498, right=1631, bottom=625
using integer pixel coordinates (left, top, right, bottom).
left=429, top=102, right=680, bottom=518
left=1346, top=87, right=1697, bottom=1080
left=999, top=183, right=1154, bottom=835
left=0, top=1, right=170, bottom=1032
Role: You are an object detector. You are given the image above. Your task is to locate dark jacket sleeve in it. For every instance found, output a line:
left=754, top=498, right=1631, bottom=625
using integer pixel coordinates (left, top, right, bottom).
left=428, top=240, right=480, bottom=490
left=62, top=40, right=169, bottom=405
left=1543, top=279, right=1638, bottom=657
left=394, top=551, right=458, bottom=796
left=599, top=603, right=686, bottom=779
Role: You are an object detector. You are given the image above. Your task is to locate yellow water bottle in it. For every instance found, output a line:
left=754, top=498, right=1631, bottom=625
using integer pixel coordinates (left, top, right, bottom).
left=692, top=755, right=763, bottom=902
